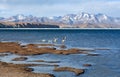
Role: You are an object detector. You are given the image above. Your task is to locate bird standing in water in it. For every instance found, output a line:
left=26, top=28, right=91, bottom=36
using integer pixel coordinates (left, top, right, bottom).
left=53, top=38, right=58, bottom=44
left=41, top=39, right=46, bottom=42
left=62, top=36, right=66, bottom=45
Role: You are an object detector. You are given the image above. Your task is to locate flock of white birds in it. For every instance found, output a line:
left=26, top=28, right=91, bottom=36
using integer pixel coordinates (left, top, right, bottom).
left=41, top=36, right=66, bottom=44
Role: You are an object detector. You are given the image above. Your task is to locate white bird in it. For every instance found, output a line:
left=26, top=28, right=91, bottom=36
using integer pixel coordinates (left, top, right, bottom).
left=53, top=38, right=58, bottom=43
left=62, top=39, right=65, bottom=44
left=62, top=36, right=66, bottom=44
left=41, top=39, right=46, bottom=42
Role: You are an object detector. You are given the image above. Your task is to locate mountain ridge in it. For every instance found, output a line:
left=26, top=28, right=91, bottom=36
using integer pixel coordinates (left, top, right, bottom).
left=0, top=12, right=120, bottom=28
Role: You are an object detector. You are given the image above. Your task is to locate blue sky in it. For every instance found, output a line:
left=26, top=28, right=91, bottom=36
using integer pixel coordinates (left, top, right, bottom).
left=0, top=0, right=120, bottom=17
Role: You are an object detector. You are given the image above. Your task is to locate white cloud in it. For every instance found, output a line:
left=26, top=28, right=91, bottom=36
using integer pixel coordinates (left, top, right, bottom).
left=0, top=4, right=8, bottom=10
left=0, top=0, right=119, bottom=17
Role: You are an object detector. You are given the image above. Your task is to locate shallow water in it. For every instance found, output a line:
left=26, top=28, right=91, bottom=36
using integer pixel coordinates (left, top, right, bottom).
left=0, top=29, right=120, bottom=77
left=0, top=49, right=119, bottom=77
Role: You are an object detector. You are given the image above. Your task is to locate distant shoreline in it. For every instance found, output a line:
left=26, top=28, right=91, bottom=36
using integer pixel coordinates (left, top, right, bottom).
left=0, top=28, right=120, bottom=30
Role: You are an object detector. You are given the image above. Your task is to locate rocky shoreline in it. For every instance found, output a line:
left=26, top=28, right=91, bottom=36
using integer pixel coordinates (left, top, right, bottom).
left=0, top=42, right=96, bottom=55
left=0, top=42, right=99, bottom=77
left=0, top=61, right=55, bottom=77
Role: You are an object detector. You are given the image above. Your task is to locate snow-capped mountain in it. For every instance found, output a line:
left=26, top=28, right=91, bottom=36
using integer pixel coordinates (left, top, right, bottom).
left=0, top=12, right=120, bottom=28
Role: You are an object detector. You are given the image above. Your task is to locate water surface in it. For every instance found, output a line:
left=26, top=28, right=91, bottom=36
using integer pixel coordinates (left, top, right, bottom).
left=0, top=29, right=120, bottom=77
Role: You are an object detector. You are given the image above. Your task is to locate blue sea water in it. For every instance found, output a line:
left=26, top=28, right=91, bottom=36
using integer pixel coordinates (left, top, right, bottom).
left=0, top=29, right=120, bottom=48
left=0, top=29, right=120, bottom=77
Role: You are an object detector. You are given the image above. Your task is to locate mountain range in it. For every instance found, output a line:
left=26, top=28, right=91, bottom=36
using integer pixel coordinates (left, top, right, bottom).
left=0, top=12, right=120, bottom=28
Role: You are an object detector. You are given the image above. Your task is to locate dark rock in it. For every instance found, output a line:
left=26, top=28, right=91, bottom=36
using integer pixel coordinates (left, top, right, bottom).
left=60, top=45, right=67, bottom=49
left=24, top=68, right=34, bottom=72
left=83, top=64, right=92, bottom=67
left=0, top=53, right=9, bottom=56
left=87, top=54, right=100, bottom=56
left=12, top=57, right=28, bottom=61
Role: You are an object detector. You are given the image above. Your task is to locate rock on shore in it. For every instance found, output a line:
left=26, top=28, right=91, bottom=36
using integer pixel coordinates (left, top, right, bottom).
left=54, top=67, right=85, bottom=76
left=0, top=61, right=55, bottom=77
left=0, top=42, right=93, bottom=55
left=12, top=57, right=28, bottom=61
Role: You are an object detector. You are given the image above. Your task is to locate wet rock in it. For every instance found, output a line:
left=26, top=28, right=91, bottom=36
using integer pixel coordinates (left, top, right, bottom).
left=31, top=60, right=45, bottom=62
left=60, top=45, right=67, bottom=49
left=95, top=48, right=110, bottom=50
left=21, top=45, right=26, bottom=47
left=31, top=60, right=60, bottom=63
left=24, top=68, right=34, bottom=72
left=46, top=61, right=60, bottom=63
left=0, top=61, right=55, bottom=77
left=83, top=64, right=92, bottom=67
left=0, top=53, right=9, bottom=56
left=37, top=44, right=55, bottom=46
left=87, top=54, right=100, bottom=56
left=0, top=42, right=94, bottom=55
left=12, top=57, right=28, bottom=61
left=53, top=64, right=59, bottom=67
left=48, top=74, right=55, bottom=77
left=39, top=64, right=59, bottom=67
left=54, top=67, right=84, bottom=76
left=0, top=61, right=8, bottom=66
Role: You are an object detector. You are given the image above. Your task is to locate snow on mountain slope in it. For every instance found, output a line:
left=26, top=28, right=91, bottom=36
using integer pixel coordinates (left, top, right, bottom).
left=0, top=12, right=120, bottom=27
